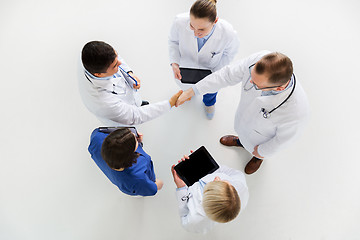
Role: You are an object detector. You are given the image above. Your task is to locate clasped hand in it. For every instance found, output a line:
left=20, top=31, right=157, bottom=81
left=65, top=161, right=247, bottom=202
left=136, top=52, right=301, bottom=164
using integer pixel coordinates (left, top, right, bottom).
left=175, top=88, right=195, bottom=107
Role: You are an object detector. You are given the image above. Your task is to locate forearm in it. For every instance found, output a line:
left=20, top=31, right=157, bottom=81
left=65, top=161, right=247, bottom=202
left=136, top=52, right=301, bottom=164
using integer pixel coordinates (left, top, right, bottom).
left=176, top=187, right=190, bottom=216
left=194, top=65, right=237, bottom=95
left=108, top=100, right=171, bottom=126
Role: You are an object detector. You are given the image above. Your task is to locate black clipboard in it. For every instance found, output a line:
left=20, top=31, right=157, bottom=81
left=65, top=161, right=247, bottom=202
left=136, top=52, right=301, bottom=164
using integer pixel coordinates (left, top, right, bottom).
left=180, top=68, right=212, bottom=84
left=174, top=146, right=219, bottom=186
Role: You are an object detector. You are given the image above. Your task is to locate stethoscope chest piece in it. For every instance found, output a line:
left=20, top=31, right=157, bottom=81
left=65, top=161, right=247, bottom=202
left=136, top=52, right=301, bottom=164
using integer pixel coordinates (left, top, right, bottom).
left=261, top=108, right=271, bottom=119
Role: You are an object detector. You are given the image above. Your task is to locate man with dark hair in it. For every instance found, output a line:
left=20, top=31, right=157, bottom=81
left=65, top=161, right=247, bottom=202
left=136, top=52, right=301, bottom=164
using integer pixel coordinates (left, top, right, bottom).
left=176, top=51, right=310, bottom=174
left=89, top=127, right=163, bottom=196
left=79, top=41, right=182, bottom=126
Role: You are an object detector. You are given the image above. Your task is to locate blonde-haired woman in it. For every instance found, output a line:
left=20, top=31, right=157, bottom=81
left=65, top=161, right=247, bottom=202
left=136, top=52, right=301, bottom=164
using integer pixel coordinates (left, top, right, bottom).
left=171, top=157, right=248, bottom=233
left=169, top=0, right=239, bottom=119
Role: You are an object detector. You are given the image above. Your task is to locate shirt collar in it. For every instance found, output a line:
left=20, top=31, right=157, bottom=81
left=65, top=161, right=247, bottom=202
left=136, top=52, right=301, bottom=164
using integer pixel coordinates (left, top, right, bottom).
left=261, top=74, right=294, bottom=96
left=84, top=68, right=114, bottom=81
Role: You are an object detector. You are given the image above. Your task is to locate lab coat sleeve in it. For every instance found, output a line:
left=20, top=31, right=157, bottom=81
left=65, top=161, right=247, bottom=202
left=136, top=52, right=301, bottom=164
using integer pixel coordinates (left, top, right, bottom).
left=176, top=187, right=190, bottom=217
left=105, top=98, right=171, bottom=126
left=194, top=59, right=247, bottom=95
left=257, top=117, right=308, bottom=158
left=168, top=18, right=181, bottom=65
left=194, top=50, right=271, bottom=95
left=175, top=187, right=205, bottom=232
left=213, top=33, right=240, bottom=72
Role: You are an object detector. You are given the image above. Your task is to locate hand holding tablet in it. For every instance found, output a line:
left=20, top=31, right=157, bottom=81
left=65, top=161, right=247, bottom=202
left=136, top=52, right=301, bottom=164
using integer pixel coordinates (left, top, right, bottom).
left=174, top=146, right=219, bottom=186
left=179, top=68, right=212, bottom=84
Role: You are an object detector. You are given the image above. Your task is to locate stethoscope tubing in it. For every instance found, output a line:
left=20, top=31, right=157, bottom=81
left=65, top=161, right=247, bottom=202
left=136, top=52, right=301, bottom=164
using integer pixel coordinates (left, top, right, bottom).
left=262, top=74, right=296, bottom=119
left=244, top=63, right=296, bottom=119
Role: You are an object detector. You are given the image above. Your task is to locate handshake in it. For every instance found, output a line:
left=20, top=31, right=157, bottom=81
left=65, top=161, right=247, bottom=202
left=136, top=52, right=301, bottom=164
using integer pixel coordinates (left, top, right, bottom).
left=169, top=88, right=196, bottom=108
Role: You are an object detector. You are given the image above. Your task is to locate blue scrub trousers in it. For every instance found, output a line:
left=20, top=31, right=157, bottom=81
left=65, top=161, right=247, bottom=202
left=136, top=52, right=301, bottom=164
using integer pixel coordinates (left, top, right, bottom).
left=203, top=92, right=218, bottom=106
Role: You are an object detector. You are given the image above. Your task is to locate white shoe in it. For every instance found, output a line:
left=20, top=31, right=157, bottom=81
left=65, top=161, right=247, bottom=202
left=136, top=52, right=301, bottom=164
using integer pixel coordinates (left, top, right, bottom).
left=204, top=105, right=215, bottom=120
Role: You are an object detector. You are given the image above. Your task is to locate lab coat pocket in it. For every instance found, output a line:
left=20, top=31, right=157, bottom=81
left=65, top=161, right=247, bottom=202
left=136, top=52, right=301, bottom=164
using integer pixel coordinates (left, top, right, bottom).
left=113, top=85, right=126, bottom=95
left=209, top=51, right=222, bottom=66
left=252, top=117, right=276, bottom=140
left=210, top=51, right=221, bottom=59
left=112, top=79, right=127, bottom=95
left=210, top=51, right=223, bottom=59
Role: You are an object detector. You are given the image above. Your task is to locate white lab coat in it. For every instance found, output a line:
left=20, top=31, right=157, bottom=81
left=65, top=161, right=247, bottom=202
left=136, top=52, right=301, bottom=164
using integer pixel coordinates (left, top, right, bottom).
left=176, top=165, right=249, bottom=234
left=194, top=51, right=310, bottom=158
left=169, top=13, right=239, bottom=89
left=78, top=57, right=171, bottom=126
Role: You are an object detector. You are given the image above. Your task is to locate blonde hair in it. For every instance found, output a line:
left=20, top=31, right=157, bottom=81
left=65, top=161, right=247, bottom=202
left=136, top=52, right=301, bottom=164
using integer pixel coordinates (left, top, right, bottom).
left=190, top=0, right=217, bottom=23
left=202, top=181, right=241, bottom=223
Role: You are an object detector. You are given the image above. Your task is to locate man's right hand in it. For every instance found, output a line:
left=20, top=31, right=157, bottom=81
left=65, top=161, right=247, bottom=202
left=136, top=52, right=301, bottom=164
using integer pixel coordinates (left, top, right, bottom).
left=171, top=63, right=182, bottom=80
left=175, top=88, right=195, bottom=107
left=169, top=90, right=183, bottom=107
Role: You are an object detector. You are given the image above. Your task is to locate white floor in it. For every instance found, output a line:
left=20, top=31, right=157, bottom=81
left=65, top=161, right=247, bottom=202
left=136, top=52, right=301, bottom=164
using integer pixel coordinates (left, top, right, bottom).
left=1, top=0, right=359, bottom=239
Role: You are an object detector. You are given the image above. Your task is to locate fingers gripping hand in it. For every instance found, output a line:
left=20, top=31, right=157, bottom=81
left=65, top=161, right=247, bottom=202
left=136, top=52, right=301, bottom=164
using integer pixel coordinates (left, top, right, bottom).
left=175, top=88, right=195, bottom=107
left=169, top=90, right=183, bottom=107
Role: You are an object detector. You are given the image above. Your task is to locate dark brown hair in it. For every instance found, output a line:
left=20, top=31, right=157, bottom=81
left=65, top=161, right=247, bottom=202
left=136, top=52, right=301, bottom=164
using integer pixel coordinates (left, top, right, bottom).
left=190, top=0, right=217, bottom=22
left=101, top=128, right=139, bottom=170
left=81, top=41, right=117, bottom=75
left=255, top=52, right=293, bottom=85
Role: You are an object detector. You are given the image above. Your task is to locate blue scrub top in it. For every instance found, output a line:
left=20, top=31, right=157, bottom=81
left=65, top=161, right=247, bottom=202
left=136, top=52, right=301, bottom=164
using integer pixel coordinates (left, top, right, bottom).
left=88, top=129, right=157, bottom=196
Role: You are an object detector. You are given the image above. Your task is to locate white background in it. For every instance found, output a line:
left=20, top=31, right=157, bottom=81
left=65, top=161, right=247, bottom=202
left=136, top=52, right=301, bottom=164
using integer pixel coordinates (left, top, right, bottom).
left=0, top=0, right=359, bottom=239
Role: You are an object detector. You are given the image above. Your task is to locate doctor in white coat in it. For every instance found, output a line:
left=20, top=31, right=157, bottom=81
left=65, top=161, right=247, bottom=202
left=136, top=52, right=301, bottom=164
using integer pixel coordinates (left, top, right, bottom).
left=171, top=155, right=249, bottom=234
left=176, top=51, right=310, bottom=174
left=79, top=41, right=182, bottom=126
left=168, top=0, right=239, bottom=119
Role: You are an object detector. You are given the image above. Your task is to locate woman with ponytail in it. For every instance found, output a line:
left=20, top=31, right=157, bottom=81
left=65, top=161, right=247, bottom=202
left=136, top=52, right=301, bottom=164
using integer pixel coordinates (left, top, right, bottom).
left=169, top=0, right=239, bottom=119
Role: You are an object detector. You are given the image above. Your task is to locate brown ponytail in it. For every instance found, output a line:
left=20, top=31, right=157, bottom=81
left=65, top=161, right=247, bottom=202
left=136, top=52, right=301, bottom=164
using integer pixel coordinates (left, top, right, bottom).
left=190, top=0, right=217, bottom=23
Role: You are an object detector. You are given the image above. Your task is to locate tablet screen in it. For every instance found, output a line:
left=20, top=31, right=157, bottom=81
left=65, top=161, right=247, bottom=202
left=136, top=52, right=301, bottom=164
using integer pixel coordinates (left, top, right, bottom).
left=174, top=146, right=219, bottom=186
left=180, top=68, right=212, bottom=84
left=98, top=127, right=139, bottom=137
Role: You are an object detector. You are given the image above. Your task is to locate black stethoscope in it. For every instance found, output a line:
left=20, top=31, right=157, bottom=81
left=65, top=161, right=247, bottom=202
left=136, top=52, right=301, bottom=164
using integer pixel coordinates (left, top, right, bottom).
left=261, top=75, right=295, bottom=118
left=244, top=63, right=296, bottom=119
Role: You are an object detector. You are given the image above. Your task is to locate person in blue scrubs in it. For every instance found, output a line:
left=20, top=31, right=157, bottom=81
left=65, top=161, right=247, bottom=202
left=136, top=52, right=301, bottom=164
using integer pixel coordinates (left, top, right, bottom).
left=88, top=127, right=163, bottom=196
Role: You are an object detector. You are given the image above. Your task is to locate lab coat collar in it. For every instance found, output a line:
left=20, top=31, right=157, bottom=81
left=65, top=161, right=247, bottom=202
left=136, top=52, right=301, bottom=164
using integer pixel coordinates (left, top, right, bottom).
left=256, top=82, right=294, bottom=109
left=261, top=74, right=294, bottom=96
left=84, top=70, right=122, bottom=88
left=84, top=69, right=113, bottom=81
left=201, top=172, right=235, bottom=187
left=207, top=23, right=220, bottom=40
